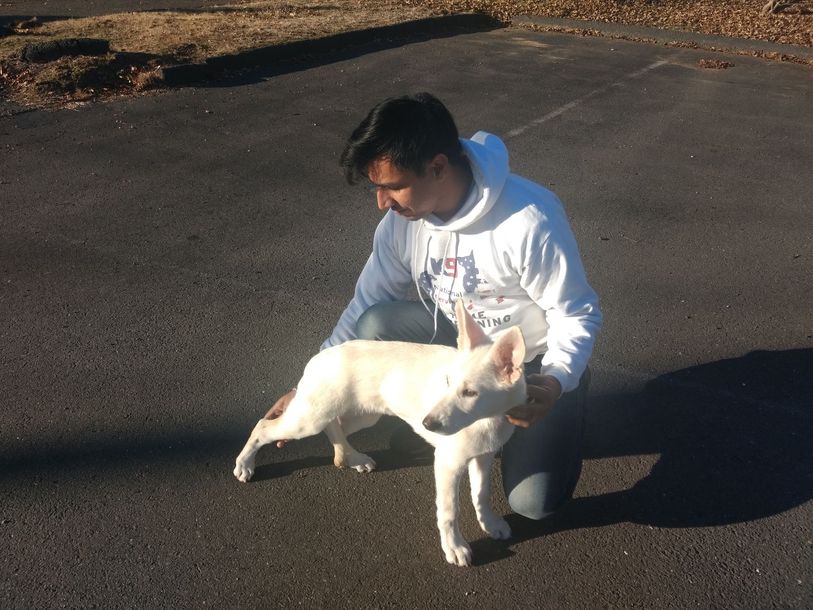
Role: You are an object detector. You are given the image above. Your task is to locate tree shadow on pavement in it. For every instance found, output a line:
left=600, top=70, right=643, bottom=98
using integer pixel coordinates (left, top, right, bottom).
left=474, top=348, right=813, bottom=566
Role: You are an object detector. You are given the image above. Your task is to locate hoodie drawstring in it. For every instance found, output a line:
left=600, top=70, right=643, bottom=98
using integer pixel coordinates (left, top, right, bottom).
left=414, top=223, right=455, bottom=344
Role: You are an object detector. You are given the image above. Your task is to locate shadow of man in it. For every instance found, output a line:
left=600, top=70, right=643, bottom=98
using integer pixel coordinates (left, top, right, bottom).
left=506, top=348, right=813, bottom=542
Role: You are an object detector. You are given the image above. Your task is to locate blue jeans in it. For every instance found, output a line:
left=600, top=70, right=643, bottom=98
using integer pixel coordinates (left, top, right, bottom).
left=356, top=301, right=589, bottom=520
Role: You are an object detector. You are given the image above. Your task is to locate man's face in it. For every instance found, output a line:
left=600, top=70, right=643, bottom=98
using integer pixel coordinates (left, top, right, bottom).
left=366, top=157, right=445, bottom=221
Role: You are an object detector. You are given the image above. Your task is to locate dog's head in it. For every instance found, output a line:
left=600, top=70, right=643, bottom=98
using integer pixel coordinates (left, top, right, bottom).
left=422, top=300, right=527, bottom=435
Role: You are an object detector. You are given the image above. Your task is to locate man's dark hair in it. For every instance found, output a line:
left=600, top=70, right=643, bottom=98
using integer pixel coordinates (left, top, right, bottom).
left=339, top=92, right=466, bottom=185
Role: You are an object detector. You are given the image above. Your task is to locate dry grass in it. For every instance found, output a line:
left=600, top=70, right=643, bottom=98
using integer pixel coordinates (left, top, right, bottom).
left=1, top=0, right=811, bottom=108
left=0, top=0, right=435, bottom=107
left=1, top=1, right=433, bottom=62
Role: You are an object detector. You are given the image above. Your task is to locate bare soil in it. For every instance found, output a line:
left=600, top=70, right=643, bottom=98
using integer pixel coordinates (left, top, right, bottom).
left=1, top=0, right=811, bottom=109
left=0, top=0, right=435, bottom=107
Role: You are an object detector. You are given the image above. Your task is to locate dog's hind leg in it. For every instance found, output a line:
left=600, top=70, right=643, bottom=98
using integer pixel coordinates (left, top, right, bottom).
left=233, top=398, right=337, bottom=482
left=324, top=416, right=379, bottom=473
left=233, top=418, right=278, bottom=483
left=468, top=453, right=511, bottom=540
left=433, top=458, right=471, bottom=566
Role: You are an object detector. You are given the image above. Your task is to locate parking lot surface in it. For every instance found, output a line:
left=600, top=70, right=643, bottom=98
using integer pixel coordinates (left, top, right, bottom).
left=1, top=26, right=811, bottom=608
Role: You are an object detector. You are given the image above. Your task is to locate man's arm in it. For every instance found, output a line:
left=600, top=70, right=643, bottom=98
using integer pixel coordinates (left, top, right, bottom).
left=504, top=207, right=599, bottom=427
left=320, top=212, right=414, bottom=350
left=519, top=203, right=603, bottom=394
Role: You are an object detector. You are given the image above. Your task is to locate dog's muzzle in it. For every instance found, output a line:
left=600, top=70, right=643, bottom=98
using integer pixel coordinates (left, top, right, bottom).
left=422, top=415, right=443, bottom=432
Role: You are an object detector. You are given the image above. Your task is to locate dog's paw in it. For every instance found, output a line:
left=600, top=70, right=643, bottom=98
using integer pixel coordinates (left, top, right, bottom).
left=233, top=459, right=255, bottom=483
left=350, top=452, right=377, bottom=473
left=443, top=541, right=473, bottom=567
left=335, top=451, right=377, bottom=473
left=481, top=515, right=512, bottom=540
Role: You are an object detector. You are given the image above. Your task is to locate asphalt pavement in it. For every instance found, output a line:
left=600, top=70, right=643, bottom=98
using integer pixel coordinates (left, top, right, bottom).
left=1, top=24, right=812, bottom=609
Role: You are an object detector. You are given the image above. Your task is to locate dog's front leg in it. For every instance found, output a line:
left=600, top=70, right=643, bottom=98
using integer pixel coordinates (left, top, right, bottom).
left=324, top=418, right=377, bottom=473
left=434, top=459, right=471, bottom=567
left=468, top=453, right=511, bottom=540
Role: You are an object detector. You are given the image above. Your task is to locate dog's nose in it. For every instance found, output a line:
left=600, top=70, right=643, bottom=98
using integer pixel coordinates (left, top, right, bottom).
left=423, top=416, right=442, bottom=432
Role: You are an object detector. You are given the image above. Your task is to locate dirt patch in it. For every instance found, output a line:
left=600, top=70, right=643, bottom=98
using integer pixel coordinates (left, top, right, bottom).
left=698, top=58, right=735, bottom=69
left=3, top=2, right=434, bottom=60
left=0, top=0, right=436, bottom=108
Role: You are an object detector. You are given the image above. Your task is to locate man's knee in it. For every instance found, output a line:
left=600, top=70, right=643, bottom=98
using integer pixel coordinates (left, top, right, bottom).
left=355, top=304, right=388, bottom=341
left=355, top=301, right=452, bottom=344
left=509, top=497, right=557, bottom=521
left=505, top=465, right=581, bottom=521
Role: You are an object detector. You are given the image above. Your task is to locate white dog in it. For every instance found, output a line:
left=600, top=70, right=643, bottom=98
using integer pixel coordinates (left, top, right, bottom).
left=233, top=299, right=527, bottom=566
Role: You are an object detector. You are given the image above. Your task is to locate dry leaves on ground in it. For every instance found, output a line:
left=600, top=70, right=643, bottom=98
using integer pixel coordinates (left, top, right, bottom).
left=413, top=0, right=813, bottom=47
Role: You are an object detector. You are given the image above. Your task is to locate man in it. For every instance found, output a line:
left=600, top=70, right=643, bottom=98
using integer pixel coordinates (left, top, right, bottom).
left=269, top=93, right=602, bottom=520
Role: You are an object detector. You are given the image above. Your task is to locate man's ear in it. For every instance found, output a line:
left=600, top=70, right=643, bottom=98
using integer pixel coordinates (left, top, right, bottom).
left=455, top=299, right=489, bottom=351
left=490, top=327, right=526, bottom=385
left=428, top=154, right=449, bottom=179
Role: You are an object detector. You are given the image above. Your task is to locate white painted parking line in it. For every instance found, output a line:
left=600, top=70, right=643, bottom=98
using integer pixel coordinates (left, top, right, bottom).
left=505, top=60, right=669, bottom=138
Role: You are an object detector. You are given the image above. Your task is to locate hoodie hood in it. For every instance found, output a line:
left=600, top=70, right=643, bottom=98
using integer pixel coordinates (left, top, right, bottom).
left=423, top=131, right=509, bottom=232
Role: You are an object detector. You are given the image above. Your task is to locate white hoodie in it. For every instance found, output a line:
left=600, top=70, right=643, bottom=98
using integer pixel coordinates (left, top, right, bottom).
left=321, top=132, right=602, bottom=393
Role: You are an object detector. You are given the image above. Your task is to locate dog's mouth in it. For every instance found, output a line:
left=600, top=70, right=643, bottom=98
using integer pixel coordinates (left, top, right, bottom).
left=422, top=411, right=470, bottom=436
left=422, top=414, right=450, bottom=434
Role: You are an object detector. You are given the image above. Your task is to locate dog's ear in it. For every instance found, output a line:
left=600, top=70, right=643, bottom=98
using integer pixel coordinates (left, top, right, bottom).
left=455, top=299, right=489, bottom=351
left=490, top=327, right=526, bottom=385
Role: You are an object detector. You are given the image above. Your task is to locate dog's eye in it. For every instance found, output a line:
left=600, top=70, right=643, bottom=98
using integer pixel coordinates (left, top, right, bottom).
left=461, top=388, right=478, bottom=398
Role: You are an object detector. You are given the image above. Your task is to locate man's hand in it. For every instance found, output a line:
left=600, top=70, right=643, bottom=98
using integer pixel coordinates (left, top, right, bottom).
left=264, top=388, right=296, bottom=448
left=505, top=374, right=562, bottom=428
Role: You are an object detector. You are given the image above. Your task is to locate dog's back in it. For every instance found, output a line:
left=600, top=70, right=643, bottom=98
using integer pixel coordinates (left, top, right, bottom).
left=298, top=339, right=456, bottom=419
